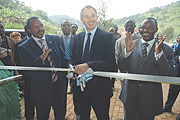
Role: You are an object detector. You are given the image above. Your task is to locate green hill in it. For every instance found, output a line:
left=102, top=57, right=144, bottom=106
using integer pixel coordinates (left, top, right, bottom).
left=113, top=0, right=180, bottom=42
left=48, top=15, right=83, bottom=27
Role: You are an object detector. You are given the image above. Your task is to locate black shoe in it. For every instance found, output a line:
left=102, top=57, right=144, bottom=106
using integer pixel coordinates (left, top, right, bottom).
left=177, top=114, right=180, bottom=120
left=163, top=107, right=172, bottom=113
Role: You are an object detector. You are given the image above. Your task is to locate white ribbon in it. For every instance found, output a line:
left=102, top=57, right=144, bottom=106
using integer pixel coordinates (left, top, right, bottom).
left=0, top=66, right=179, bottom=85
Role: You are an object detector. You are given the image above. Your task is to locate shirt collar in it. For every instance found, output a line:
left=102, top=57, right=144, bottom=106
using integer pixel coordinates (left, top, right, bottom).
left=32, top=35, right=45, bottom=42
left=141, top=38, right=155, bottom=47
left=131, top=33, right=134, bottom=37
left=85, top=26, right=97, bottom=37
left=63, top=34, right=71, bottom=39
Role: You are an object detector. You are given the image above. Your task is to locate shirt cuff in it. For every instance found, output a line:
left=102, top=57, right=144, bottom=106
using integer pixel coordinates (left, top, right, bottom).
left=154, top=51, right=163, bottom=61
left=124, top=49, right=133, bottom=58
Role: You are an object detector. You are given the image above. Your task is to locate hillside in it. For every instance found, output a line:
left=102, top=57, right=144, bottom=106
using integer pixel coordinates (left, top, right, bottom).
left=113, top=0, right=180, bottom=41
left=48, top=15, right=83, bottom=27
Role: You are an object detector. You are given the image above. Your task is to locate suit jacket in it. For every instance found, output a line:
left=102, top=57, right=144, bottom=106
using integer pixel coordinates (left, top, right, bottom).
left=115, top=33, right=142, bottom=63
left=174, top=44, right=180, bottom=76
left=118, top=38, right=174, bottom=116
left=14, top=37, right=27, bottom=66
left=72, top=27, right=116, bottom=101
left=18, top=34, right=68, bottom=104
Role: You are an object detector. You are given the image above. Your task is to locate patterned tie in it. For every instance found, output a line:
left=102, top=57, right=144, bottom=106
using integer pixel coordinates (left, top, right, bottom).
left=38, top=39, right=57, bottom=82
left=83, top=33, right=91, bottom=62
left=65, top=36, right=70, bottom=60
left=141, top=42, right=149, bottom=65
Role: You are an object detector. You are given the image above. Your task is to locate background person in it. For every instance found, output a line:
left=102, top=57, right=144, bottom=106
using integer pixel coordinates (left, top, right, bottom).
left=113, top=24, right=121, bottom=40
left=156, top=33, right=163, bottom=41
left=10, top=31, right=22, bottom=43
left=163, top=35, right=180, bottom=116
left=71, top=23, right=78, bottom=36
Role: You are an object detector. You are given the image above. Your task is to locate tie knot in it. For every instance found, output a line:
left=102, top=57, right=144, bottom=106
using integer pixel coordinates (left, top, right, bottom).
left=66, top=36, right=69, bottom=40
left=38, top=39, right=44, bottom=43
left=143, top=43, right=149, bottom=48
left=87, top=33, right=91, bottom=36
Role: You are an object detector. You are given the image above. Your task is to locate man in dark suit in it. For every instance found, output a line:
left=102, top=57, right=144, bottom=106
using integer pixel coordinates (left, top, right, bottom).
left=163, top=36, right=180, bottom=120
left=117, top=18, right=174, bottom=120
left=72, top=5, right=116, bottom=120
left=174, top=43, right=180, bottom=120
left=18, top=17, right=68, bottom=120
left=163, top=35, right=180, bottom=114
left=14, top=24, right=35, bottom=120
left=59, top=20, right=81, bottom=120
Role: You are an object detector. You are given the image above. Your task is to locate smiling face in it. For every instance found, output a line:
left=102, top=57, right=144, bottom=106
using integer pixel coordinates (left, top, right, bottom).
left=80, top=7, right=98, bottom=32
left=140, top=19, right=158, bottom=42
left=29, top=19, right=45, bottom=39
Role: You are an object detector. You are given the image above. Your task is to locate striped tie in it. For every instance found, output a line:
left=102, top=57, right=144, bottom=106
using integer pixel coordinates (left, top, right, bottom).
left=38, top=39, right=58, bottom=82
left=141, top=43, right=149, bottom=65
left=65, top=37, right=70, bottom=60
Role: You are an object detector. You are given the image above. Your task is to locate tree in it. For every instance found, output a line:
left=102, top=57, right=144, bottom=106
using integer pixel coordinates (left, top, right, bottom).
left=97, top=0, right=114, bottom=31
left=162, top=26, right=174, bottom=42
left=33, top=10, right=49, bottom=21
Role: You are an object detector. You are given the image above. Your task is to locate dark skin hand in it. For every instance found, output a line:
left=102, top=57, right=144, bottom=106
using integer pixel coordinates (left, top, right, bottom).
left=40, top=49, right=52, bottom=62
left=125, top=32, right=138, bottom=52
left=155, top=35, right=167, bottom=55
left=125, top=31, right=167, bottom=55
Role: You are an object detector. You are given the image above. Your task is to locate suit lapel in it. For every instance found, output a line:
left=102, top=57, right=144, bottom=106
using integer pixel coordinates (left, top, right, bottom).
left=60, top=36, right=65, bottom=50
left=78, top=32, right=85, bottom=61
left=89, top=28, right=100, bottom=57
left=29, top=37, right=42, bottom=55
left=134, top=39, right=142, bottom=58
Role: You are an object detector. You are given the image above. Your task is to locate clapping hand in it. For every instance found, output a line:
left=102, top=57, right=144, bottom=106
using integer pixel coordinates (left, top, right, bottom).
left=155, top=35, right=167, bottom=55
left=125, top=32, right=138, bottom=52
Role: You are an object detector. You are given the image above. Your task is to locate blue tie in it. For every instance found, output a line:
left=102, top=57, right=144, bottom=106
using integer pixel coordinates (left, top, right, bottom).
left=65, top=37, right=70, bottom=60
left=83, top=33, right=91, bottom=62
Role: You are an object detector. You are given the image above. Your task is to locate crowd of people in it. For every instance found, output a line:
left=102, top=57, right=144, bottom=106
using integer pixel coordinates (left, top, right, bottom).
left=0, top=4, right=180, bottom=120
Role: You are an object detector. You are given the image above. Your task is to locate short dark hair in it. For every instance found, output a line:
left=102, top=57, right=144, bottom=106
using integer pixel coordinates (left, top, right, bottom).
left=125, top=19, right=136, bottom=25
left=61, top=19, right=71, bottom=28
left=80, top=5, right=97, bottom=19
left=27, top=17, right=39, bottom=29
left=71, top=23, right=78, bottom=29
left=113, top=24, right=118, bottom=29
left=146, top=17, right=158, bottom=29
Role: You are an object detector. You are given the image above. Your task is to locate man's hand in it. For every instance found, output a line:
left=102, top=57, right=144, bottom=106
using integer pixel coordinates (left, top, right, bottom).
left=75, top=63, right=89, bottom=74
left=125, top=32, right=138, bottom=52
left=40, top=49, right=52, bottom=62
left=155, top=35, right=167, bottom=55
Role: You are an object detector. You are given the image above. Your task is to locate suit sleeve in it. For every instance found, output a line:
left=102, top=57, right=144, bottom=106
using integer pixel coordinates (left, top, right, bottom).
left=87, top=33, right=117, bottom=72
left=154, top=45, right=174, bottom=76
left=18, top=45, right=48, bottom=68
